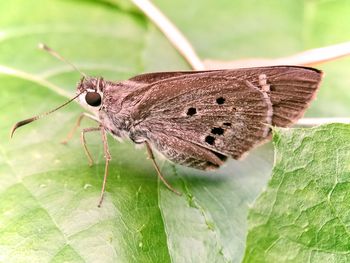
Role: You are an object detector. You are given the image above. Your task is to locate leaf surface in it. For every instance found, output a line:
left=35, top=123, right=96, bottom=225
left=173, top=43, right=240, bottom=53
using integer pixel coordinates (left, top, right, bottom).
left=243, top=124, right=350, bottom=263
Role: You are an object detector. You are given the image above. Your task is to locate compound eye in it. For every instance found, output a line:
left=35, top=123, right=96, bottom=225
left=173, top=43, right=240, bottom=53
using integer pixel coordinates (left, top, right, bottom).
left=85, top=92, right=101, bottom=107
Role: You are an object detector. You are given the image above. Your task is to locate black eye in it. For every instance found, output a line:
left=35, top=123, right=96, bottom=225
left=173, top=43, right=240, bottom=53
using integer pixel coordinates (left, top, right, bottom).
left=85, top=92, right=101, bottom=107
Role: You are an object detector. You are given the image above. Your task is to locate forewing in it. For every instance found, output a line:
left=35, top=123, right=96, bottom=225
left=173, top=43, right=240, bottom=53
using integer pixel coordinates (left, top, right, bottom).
left=129, top=66, right=323, bottom=127
left=130, top=70, right=272, bottom=160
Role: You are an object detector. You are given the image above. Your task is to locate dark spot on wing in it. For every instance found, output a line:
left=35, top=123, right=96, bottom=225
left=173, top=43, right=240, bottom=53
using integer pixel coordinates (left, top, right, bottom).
left=187, top=107, right=197, bottom=116
left=216, top=97, right=225, bottom=104
left=205, top=135, right=215, bottom=145
left=211, top=127, right=224, bottom=135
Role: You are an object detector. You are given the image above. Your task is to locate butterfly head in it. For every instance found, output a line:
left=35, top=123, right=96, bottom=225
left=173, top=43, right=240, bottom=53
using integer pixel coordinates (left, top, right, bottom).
left=77, top=77, right=105, bottom=109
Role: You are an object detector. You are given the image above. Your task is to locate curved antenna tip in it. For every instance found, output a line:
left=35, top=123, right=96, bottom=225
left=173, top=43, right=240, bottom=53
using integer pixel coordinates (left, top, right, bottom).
left=10, top=118, right=37, bottom=139
left=10, top=91, right=83, bottom=140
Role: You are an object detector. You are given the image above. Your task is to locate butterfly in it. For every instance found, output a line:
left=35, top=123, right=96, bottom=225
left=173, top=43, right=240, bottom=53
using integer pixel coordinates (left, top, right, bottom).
left=11, top=47, right=323, bottom=206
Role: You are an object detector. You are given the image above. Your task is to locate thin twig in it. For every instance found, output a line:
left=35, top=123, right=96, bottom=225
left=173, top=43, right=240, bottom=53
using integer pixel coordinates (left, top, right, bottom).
left=296, top=118, right=350, bottom=127
left=204, top=41, right=350, bottom=69
left=279, top=41, right=350, bottom=66
left=130, top=0, right=205, bottom=70
left=131, top=1, right=350, bottom=70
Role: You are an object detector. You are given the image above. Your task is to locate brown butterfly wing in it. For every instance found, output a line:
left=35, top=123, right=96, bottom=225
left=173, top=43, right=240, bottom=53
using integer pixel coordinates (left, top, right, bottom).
left=129, top=66, right=323, bottom=127
left=128, top=66, right=322, bottom=169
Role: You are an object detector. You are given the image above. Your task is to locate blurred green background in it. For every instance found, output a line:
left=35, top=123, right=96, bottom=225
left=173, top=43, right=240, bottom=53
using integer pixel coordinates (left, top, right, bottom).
left=0, top=0, right=349, bottom=262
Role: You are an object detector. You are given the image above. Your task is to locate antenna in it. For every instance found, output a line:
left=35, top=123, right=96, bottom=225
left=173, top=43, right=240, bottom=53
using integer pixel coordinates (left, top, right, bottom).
left=10, top=91, right=85, bottom=138
left=38, top=43, right=87, bottom=78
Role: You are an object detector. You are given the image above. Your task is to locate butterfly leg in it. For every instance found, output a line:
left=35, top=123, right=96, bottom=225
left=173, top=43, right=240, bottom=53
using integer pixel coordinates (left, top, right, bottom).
left=98, top=127, right=112, bottom=207
left=61, top=112, right=100, bottom=144
left=81, top=127, right=101, bottom=166
left=79, top=126, right=111, bottom=207
left=145, top=141, right=181, bottom=195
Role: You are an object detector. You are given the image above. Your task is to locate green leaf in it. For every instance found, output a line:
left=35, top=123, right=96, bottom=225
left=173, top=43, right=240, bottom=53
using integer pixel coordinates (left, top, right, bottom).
left=243, top=124, right=350, bottom=263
